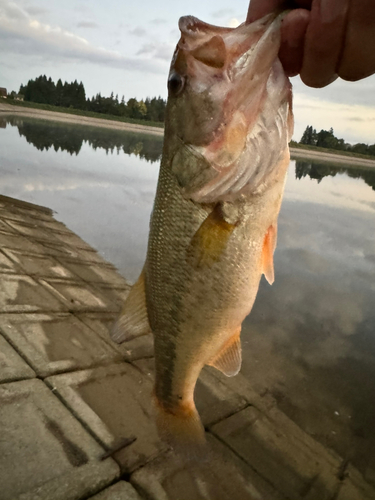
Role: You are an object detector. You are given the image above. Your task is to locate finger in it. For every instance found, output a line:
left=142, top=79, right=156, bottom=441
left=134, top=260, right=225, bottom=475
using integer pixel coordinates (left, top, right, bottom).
left=300, top=0, right=350, bottom=87
left=247, top=0, right=313, bottom=23
left=246, top=0, right=286, bottom=23
left=279, top=9, right=310, bottom=76
left=337, top=0, right=375, bottom=81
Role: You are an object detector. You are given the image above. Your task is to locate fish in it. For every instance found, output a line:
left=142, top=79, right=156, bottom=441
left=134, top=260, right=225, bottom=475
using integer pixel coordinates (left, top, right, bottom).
left=111, top=12, right=294, bottom=450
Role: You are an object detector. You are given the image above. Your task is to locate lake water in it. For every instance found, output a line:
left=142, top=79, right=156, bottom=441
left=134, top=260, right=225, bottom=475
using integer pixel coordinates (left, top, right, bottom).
left=1, top=115, right=375, bottom=481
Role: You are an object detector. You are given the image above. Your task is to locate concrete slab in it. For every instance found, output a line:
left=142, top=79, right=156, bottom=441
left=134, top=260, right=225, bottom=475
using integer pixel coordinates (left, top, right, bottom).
left=41, top=241, right=110, bottom=265
left=93, top=284, right=130, bottom=308
left=0, top=379, right=119, bottom=500
left=203, top=367, right=277, bottom=414
left=3, top=216, right=71, bottom=239
left=0, top=249, right=20, bottom=273
left=0, top=206, right=52, bottom=225
left=40, top=221, right=72, bottom=234
left=46, top=363, right=167, bottom=473
left=42, top=230, right=96, bottom=251
left=58, top=259, right=130, bottom=287
left=133, top=359, right=248, bottom=427
left=76, top=313, right=154, bottom=361
left=5, top=218, right=64, bottom=242
left=0, top=274, right=68, bottom=313
left=118, top=335, right=155, bottom=361
left=0, top=219, right=18, bottom=232
left=0, top=208, right=43, bottom=225
left=0, top=229, right=47, bottom=253
left=0, top=313, right=122, bottom=377
left=3, top=248, right=77, bottom=279
left=131, top=433, right=284, bottom=500
left=0, top=333, right=35, bottom=382
left=0, top=196, right=53, bottom=220
left=88, top=482, right=142, bottom=500
left=40, top=278, right=118, bottom=312
left=20, top=239, right=80, bottom=258
left=211, top=405, right=340, bottom=500
left=335, top=465, right=375, bottom=500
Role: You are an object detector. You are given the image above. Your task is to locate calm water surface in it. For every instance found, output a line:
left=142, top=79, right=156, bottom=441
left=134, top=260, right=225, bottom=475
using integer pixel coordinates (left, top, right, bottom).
left=1, top=115, right=375, bottom=479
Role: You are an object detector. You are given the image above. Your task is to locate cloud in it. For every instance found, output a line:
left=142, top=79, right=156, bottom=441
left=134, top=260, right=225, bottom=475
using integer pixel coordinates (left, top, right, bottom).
left=227, top=17, right=240, bottom=28
left=136, top=41, right=174, bottom=62
left=211, top=8, right=234, bottom=19
left=1, top=0, right=27, bottom=20
left=129, top=26, right=146, bottom=37
left=0, top=0, right=166, bottom=73
left=150, top=18, right=167, bottom=25
left=347, top=116, right=375, bottom=122
left=292, top=74, right=375, bottom=108
left=292, top=92, right=375, bottom=144
left=77, top=21, right=99, bottom=29
left=24, top=5, right=49, bottom=16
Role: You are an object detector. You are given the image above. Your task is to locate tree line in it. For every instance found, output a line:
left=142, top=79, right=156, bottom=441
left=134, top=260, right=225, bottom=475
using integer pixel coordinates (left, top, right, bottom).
left=3, top=115, right=163, bottom=162
left=16, top=75, right=166, bottom=123
left=295, top=159, right=375, bottom=191
left=300, top=125, right=375, bottom=157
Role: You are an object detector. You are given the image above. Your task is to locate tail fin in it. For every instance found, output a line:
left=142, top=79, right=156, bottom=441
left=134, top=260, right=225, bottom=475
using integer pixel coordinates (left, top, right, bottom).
left=154, top=396, right=207, bottom=456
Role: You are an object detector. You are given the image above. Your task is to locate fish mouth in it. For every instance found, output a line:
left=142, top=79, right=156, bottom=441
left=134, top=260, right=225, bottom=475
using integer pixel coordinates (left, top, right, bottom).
left=170, top=13, right=293, bottom=203
left=177, top=13, right=287, bottom=113
left=228, top=13, right=284, bottom=82
left=178, top=12, right=284, bottom=80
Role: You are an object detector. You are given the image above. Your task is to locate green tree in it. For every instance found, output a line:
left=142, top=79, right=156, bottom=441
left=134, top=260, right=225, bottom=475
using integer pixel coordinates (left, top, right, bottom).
left=316, top=128, right=339, bottom=149
left=300, top=125, right=317, bottom=145
left=55, top=79, right=63, bottom=106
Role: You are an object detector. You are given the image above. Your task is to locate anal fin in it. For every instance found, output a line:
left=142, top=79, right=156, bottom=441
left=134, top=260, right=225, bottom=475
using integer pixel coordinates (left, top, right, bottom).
left=208, top=330, right=242, bottom=377
left=262, top=224, right=277, bottom=285
left=110, top=268, right=151, bottom=344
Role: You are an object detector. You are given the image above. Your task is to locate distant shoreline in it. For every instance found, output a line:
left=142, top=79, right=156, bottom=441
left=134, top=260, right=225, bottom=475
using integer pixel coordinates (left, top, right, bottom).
left=0, top=102, right=163, bottom=137
left=1, top=101, right=374, bottom=168
left=289, top=148, right=375, bottom=168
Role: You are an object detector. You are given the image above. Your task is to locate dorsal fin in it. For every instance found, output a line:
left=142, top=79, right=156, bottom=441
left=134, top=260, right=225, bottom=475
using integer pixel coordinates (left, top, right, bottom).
left=110, top=268, right=151, bottom=343
left=262, top=224, right=277, bottom=285
left=208, top=330, right=242, bottom=377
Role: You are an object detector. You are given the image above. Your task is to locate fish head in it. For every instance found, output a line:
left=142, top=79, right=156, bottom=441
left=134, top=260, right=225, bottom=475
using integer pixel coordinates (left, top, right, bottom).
left=166, top=14, right=294, bottom=202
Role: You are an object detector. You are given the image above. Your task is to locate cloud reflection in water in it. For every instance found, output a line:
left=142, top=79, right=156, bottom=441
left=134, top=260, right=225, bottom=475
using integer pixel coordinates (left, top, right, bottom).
left=1, top=117, right=375, bottom=479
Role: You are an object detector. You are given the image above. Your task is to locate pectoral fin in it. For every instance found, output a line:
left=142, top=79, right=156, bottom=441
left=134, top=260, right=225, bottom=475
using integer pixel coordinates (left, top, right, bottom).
left=208, top=330, right=242, bottom=377
left=187, top=204, right=236, bottom=268
left=262, top=224, right=277, bottom=285
left=110, top=268, right=151, bottom=343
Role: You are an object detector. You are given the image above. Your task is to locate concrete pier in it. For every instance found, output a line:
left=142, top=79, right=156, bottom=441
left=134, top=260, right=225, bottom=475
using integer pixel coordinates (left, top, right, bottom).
left=0, top=194, right=374, bottom=500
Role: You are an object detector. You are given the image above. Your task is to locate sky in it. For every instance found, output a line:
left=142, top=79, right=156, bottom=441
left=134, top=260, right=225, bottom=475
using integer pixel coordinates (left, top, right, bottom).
left=1, top=0, right=374, bottom=144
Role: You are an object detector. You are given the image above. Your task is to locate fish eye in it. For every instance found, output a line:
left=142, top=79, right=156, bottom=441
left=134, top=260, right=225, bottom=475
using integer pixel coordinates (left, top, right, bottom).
left=168, top=72, right=185, bottom=97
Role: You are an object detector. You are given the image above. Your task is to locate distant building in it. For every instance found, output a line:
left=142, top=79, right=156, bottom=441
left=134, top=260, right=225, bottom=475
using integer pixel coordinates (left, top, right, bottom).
left=0, top=87, right=7, bottom=98
left=14, top=94, right=24, bottom=101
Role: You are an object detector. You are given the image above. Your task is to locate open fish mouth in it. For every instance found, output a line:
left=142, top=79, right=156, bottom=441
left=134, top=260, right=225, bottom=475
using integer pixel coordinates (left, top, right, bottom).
left=177, top=13, right=284, bottom=86
left=168, top=13, right=293, bottom=204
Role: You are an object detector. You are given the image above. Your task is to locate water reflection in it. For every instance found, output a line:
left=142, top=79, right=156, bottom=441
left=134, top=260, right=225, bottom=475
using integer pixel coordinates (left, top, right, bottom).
left=296, top=159, right=375, bottom=191
left=0, top=116, right=163, bottom=162
left=241, top=195, right=375, bottom=478
left=1, top=116, right=375, bottom=482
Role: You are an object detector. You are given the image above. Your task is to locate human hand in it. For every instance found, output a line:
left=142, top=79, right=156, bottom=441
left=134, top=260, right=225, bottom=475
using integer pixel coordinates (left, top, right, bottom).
left=247, top=0, right=375, bottom=88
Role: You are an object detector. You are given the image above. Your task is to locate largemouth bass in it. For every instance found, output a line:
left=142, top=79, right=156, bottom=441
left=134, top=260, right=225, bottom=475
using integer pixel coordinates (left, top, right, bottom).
left=112, top=12, right=293, bottom=449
